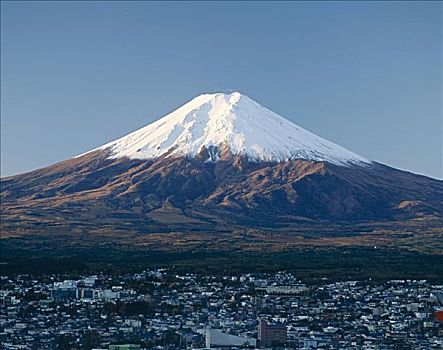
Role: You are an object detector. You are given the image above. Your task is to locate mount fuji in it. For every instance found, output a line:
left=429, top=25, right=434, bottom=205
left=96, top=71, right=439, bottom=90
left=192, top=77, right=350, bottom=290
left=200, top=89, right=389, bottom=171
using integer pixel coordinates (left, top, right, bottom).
left=1, top=92, right=442, bottom=239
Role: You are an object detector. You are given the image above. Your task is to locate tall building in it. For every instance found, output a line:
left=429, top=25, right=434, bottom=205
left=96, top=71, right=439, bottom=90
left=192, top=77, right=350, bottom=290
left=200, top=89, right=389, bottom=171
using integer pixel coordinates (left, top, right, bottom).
left=258, top=319, right=287, bottom=347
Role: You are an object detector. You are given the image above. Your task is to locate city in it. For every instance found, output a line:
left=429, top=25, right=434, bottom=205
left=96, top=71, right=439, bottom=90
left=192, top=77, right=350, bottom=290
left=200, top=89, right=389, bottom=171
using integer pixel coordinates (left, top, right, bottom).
left=1, top=270, right=442, bottom=349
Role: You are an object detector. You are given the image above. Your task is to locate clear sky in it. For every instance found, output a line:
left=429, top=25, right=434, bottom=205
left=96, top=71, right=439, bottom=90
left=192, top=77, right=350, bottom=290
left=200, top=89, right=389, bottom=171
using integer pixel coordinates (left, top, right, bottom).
left=1, top=1, right=442, bottom=178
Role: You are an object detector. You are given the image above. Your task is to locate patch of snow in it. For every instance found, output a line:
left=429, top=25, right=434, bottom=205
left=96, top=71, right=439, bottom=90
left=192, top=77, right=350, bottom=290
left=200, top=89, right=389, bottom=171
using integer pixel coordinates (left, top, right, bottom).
left=81, top=92, right=370, bottom=166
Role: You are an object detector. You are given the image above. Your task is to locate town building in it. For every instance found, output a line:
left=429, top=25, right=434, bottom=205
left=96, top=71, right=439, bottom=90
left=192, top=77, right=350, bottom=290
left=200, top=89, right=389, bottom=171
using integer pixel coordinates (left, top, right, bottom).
left=205, top=329, right=256, bottom=348
left=258, top=319, right=287, bottom=347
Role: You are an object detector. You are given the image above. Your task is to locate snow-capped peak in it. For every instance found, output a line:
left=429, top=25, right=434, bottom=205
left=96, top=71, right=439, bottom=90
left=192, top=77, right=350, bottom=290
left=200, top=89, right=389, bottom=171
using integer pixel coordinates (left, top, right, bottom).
left=86, top=91, right=370, bottom=165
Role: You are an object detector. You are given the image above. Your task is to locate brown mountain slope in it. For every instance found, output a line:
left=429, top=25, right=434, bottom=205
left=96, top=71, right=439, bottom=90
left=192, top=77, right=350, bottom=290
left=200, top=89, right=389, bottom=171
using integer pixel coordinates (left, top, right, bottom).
left=1, top=150, right=442, bottom=236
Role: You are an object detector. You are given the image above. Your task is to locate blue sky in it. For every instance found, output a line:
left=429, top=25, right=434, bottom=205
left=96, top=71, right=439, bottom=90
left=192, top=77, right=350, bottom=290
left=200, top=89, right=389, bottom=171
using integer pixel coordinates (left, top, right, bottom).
left=1, top=1, right=442, bottom=178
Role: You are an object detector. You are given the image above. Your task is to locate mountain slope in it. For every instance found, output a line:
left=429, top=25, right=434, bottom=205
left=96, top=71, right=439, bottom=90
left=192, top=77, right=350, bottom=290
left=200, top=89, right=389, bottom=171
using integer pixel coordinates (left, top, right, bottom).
left=1, top=150, right=442, bottom=234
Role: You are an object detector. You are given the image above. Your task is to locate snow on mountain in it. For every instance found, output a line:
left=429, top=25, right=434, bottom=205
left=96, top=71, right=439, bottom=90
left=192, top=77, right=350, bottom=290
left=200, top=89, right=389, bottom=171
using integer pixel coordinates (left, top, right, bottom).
left=86, top=92, right=370, bottom=166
